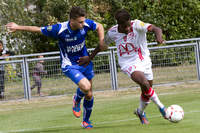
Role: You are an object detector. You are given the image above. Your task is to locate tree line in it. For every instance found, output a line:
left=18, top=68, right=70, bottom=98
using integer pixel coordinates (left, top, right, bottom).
left=0, top=0, right=200, bottom=54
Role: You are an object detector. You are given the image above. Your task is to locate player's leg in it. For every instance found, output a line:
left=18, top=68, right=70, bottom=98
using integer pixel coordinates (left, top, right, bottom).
left=81, top=62, right=94, bottom=128
left=78, top=78, right=91, bottom=94
left=74, top=87, right=85, bottom=106
left=145, top=63, right=166, bottom=118
left=147, top=80, right=166, bottom=118
left=73, top=77, right=91, bottom=118
left=121, top=64, right=150, bottom=124
left=132, top=72, right=166, bottom=118
left=62, top=65, right=92, bottom=119
left=136, top=60, right=166, bottom=119
left=72, top=80, right=89, bottom=117
left=137, top=66, right=166, bottom=119
left=131, top=71, right=150, bottom=124
left=148, top=80, right=153, bottom=87
left=81, top=80, right=93, bottom=129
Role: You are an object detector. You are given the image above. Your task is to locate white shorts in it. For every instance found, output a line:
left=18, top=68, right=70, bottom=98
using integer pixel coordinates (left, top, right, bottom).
left=121, top=59, right=153, bottom=80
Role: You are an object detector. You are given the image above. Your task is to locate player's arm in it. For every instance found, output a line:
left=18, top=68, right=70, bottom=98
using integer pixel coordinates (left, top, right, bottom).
left=78, top=23, right=107, bottom=66
left=148, top=25, right=165, bottom=44
left=6, top=22, right=41, bottom=33
left=89, top=23, right=107, bottom=60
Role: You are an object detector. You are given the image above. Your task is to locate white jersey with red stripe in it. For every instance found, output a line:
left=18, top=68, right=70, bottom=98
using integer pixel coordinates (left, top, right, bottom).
left=105, top=19, right=152, bottom=69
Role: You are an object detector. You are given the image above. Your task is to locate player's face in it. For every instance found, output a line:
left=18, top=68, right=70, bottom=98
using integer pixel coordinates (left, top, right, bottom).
left=70, top=17, right=85, bottom=30
left=118, top=21, right=131, bottom=34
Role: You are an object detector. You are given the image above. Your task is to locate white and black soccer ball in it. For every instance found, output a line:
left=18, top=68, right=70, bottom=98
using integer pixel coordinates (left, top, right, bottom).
left=166, top=105, right=184, bottom=123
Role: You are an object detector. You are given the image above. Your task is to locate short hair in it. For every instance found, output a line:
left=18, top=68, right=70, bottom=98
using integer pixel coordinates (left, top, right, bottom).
left=69, top=6, right=86, bottom=19
left=115, top=9, right=131, bottom=25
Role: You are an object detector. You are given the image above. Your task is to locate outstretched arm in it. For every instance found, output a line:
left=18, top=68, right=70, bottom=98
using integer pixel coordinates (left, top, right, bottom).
left=148, top=25, right=165, bottom=44
left=6, top=22, right=41, bottom=33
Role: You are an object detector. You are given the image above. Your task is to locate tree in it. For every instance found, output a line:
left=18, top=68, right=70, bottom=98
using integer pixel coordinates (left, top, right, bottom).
left=0, top=0, right=200, bottom=54
left=0, top=0, right=102, bottom=54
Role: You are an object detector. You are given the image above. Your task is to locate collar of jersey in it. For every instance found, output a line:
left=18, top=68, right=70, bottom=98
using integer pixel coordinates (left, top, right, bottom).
left=67, top=21, right=79, bottom=34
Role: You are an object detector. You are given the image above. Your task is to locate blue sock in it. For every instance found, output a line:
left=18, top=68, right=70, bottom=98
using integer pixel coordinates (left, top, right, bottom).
left=75, top=88, right=85, bottom=103
left=83, top=97, right=94, bottom=122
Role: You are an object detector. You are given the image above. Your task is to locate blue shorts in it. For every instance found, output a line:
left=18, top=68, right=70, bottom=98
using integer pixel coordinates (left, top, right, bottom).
left=62, top=62, right=94, bottom=84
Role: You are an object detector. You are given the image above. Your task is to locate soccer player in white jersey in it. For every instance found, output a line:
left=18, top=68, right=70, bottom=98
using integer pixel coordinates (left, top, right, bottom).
left=6, top=6, right=106, bottom=129
left=104, top=9, right=167, bottom=124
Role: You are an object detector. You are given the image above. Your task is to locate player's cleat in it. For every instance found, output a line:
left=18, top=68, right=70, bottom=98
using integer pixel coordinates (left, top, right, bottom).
left=134, top=108, right=149, bottom=124
left=81, top=121, right=93, bottom=129
left=159, top=107, right=167, bottom=119
left=72, top=95, right=81, bottom=118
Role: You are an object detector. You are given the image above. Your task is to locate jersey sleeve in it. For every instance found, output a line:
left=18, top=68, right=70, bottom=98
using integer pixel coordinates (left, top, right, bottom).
left=104, top=31, right=114, bottom=45
left=134, top=19, right=152, bottom=33
left=84, top=19, right=97, bottom=31
left=41, top=24, right=61, bottom=38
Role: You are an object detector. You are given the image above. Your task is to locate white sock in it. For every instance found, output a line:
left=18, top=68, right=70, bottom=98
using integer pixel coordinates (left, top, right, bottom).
left=150, top=91, right=164, bottom=109
left=138, top=96, right=150, bottom=114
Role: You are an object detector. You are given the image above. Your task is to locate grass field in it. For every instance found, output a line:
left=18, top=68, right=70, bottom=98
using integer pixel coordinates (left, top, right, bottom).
left=0, top=81, right=200, bottom=133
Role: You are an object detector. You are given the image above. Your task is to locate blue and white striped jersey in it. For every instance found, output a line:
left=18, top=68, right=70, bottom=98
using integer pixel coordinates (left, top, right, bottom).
left=41, top=19, right=97, bottom=68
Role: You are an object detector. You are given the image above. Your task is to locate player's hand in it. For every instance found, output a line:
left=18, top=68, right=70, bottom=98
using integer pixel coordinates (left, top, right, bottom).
left=78, top=56, right=90, bottom=67
left=6, top=22, right=19, bottom=33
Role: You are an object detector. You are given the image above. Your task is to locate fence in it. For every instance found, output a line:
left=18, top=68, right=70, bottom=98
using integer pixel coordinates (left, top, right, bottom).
left=0, top=38, right=200, bottom=100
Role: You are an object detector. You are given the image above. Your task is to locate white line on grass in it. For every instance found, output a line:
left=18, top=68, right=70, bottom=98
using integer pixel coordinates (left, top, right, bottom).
left=2, top=110, right=199, bottom=133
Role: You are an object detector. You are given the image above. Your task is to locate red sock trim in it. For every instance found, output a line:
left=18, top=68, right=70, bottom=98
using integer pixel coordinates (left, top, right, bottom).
left=144, top=87, right=155, bottom=98
left=141, top=93, right=150, bottom=102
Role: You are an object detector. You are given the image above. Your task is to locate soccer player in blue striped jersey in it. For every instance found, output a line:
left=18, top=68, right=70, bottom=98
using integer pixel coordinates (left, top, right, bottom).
left=6, top=6, right=106, bottom=129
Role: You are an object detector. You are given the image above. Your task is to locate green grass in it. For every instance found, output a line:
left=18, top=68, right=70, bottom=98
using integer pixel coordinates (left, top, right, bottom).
left=0, top=82, right=200, bottom=133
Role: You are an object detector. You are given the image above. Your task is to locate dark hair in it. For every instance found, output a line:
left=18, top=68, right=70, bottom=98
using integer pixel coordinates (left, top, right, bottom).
left=115, top=9, right=131, bottom=25
left=69, top=6, right=86, bottom=19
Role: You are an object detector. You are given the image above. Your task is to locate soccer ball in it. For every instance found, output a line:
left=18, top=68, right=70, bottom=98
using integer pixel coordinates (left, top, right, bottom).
left=166, top=105, right=184, bottom=123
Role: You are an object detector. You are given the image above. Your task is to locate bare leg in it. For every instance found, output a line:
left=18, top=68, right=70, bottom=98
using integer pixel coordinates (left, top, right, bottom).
left=131, top=71, right=165, bottom=121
